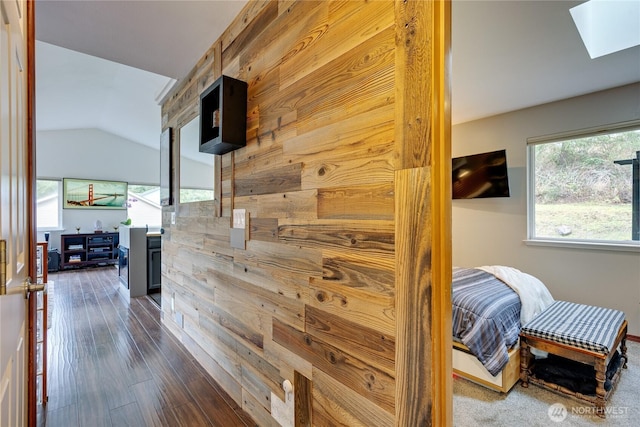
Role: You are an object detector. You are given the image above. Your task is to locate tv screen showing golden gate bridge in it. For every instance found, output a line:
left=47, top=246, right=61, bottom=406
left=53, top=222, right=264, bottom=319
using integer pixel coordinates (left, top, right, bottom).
left=63, top=178, right=128, bottom=210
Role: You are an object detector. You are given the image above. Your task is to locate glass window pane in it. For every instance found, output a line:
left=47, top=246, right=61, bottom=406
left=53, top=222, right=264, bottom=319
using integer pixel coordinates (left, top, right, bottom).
left=531, top=128, right=640, bottom=242
left=127, top=185, right=162, bottom=227
left=179, top=188, right=215, bottom=203
left=36, top=180, right=61, bottom=229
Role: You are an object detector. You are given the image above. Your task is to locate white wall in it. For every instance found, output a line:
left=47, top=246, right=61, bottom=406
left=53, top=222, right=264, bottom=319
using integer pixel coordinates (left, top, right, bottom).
left=36, top=128, right=160, bottom=246
left=452, top=83, right=640, bottom=335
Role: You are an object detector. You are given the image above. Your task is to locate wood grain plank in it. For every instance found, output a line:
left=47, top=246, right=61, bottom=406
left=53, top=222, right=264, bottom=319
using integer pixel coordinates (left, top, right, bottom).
left=273, top=318, right=394, bottom=414
left=240, top=2, right=328, bottom=115
left=279, top=0, right=393, bottom=89
left=241, top=364, right=273, bottom=411
left=312, top=367, right=393, bottom=427
left=234, top=189, right=318, bottom=220
left=186, top=375, right=248, bottom=427
left=46, top=274, right=80, bottom=412
left=82, top=275, right=148, bottom=410
left=237, top=339, right=285, bottom=402
left=234, top=162, right=302, bottom=197
left=283, top=101, right=394, bottom=165
left=214, top=267, right=305, bottom=330
left=395, top=166, right=434, bottom=426
left=233, top=144, right=286, bottom=178
left=263, top=338, right=313, bottom=382
left=222, top=0, right=278, bottom=66
left=294, top=370, right=312, bottom=427
left=241, top=388, right=282, bottom=427
left=109, top=402, right=146, bottom=427
left=231, top=252, right=310, bottom=302
left=305, top=305, right=395, bottom=376
left=188, top=313, right=244, bottom=379
left=193, top=359, right=258, bottom=427
left=200, top=301, right=264, bottom=350
left=172, top=401, right=213, bottom=427
left=277, top=219, right=394, bottom=254
left=394, top=0, right=452, bottom=425
left=322, top=248, right=394, bottom=296
left=131, top=379, right=180, bottom=427
left=294, top=28, right=395, bottom=136
left=308, top=277, right=395, bottom=337
left=236, top=238, right=323, bottom=278
left=317, top=183, right=394, bottom=220
left=74, top=355, right=112, bottom=427
left=248, top=217, right=279, bottom=243
left=180, top=331, right=244, bottom=406
left=44, top=403, right=79, bottom=427
left=91, top=287, right=152, bottom=387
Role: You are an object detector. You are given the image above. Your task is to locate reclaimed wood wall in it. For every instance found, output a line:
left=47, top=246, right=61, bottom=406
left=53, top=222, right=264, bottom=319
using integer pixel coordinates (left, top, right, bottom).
left=160, top=1, right=451, bottom=425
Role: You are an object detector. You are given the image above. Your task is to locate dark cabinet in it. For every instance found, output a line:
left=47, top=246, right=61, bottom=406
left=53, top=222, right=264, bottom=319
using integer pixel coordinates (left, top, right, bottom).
left=147, top=236, right=161, bottom=292
left=60, top=232, right=119, bottom=269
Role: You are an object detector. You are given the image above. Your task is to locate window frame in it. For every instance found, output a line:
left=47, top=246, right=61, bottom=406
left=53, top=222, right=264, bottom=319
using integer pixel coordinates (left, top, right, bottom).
left=36, top=178, right=63, bottom=231
left=127, top=184, right=162, bottom=228
left=526, top=119, right=640, bottom=252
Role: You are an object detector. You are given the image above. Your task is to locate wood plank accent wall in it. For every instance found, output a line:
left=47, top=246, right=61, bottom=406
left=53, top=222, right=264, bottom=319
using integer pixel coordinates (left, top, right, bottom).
left=160, top=1, right=451, bottom=425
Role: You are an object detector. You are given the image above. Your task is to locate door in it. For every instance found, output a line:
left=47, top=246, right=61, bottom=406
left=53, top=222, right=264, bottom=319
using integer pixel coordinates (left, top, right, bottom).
left=1, top=0, right=34, bottom=426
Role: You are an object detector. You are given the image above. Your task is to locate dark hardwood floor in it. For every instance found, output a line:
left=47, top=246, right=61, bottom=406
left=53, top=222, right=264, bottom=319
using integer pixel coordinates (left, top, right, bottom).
left=40, top=267, right=256, bottom=427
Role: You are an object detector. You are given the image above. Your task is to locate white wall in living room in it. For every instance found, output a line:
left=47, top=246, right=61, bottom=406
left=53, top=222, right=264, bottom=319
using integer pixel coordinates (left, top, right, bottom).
left=36, top=127, right=160, bottom=246
left=452, top=83, right=640, bottom=335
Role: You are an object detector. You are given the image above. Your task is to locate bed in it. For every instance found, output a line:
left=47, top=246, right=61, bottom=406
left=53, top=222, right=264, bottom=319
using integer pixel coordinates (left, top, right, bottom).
left=452, top=266, right=554, bottom=392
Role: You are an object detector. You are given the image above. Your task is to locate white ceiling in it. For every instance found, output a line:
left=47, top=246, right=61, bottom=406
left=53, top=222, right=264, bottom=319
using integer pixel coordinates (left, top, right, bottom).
left=34, top=0, right=640, bottom=151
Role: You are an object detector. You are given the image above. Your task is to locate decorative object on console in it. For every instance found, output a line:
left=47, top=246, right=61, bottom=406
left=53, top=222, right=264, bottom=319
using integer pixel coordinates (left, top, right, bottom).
left=199, top=75, right=247, bottom=155
left=94, top=219, right=103, bottom=233
left=63, top=178, right=128, bottom=210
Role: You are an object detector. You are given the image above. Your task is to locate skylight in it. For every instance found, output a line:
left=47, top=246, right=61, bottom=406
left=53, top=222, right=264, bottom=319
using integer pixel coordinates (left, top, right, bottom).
left=570, top=0, right=640, bottom=59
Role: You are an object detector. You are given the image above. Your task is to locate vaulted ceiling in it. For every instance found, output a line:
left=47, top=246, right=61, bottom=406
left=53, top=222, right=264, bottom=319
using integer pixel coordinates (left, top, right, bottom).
left=35, top=0, right=640, bottom=150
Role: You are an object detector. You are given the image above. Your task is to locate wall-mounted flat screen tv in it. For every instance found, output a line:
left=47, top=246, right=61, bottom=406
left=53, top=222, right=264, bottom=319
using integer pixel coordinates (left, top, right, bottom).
left=452, top=149, right=510, bottom=199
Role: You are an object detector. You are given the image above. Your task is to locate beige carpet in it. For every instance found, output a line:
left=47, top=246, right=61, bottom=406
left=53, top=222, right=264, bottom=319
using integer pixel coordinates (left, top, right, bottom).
left=453, top=341, right=640, bottom=426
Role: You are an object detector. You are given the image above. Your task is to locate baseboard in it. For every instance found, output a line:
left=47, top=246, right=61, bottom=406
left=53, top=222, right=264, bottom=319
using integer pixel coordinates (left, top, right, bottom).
left=627, top=334, right=640, bottom=343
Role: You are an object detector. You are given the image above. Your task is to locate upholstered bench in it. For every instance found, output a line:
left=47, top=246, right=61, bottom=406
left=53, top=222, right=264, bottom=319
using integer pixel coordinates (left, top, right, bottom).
left=519, top=301, right=628, bottom=418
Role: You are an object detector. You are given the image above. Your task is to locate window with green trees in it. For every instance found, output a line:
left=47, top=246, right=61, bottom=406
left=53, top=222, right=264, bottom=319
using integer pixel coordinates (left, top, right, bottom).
left=36, top=179, right=61, bottom=229
left=528, top=123, right=640, bottom=244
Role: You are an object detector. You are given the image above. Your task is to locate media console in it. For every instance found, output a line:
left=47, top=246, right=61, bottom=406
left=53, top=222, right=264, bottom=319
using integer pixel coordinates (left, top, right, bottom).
left=60, top=232, right=119, bottom=269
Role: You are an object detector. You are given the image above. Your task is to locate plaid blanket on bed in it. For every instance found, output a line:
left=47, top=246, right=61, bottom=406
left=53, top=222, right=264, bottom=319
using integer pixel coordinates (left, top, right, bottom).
left=452, top=267, right=521, bottom=376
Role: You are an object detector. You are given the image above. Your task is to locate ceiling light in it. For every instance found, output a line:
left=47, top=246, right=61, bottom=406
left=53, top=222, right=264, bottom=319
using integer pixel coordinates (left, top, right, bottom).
left=570, top=0, right=640, bottom=59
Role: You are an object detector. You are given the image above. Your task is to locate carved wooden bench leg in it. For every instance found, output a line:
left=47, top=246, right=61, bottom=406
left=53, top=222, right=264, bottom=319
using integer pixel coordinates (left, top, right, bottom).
left=519, top=338, right=531, bottom=388
left=594, top=358, right=607, bottom=418
left=621, top=334, right=628, bottom=369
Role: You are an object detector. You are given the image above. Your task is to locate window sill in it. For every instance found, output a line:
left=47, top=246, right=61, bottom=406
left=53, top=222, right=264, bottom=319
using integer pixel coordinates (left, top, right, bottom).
left=524, top=239, right=640, bottom=253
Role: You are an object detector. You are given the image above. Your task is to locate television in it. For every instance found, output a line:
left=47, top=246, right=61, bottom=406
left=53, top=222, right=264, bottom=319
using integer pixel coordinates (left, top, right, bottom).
left=452, top=149, right=510, bottom=199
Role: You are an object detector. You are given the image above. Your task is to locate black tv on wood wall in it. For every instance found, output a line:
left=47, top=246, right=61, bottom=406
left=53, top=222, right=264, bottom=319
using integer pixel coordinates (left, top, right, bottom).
left=452, top=149, right=510, bottom=199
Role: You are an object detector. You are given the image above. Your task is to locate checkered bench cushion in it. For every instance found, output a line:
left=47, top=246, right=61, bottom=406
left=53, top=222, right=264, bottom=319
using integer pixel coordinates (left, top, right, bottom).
left=521, top=300, right=625, bottom=355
